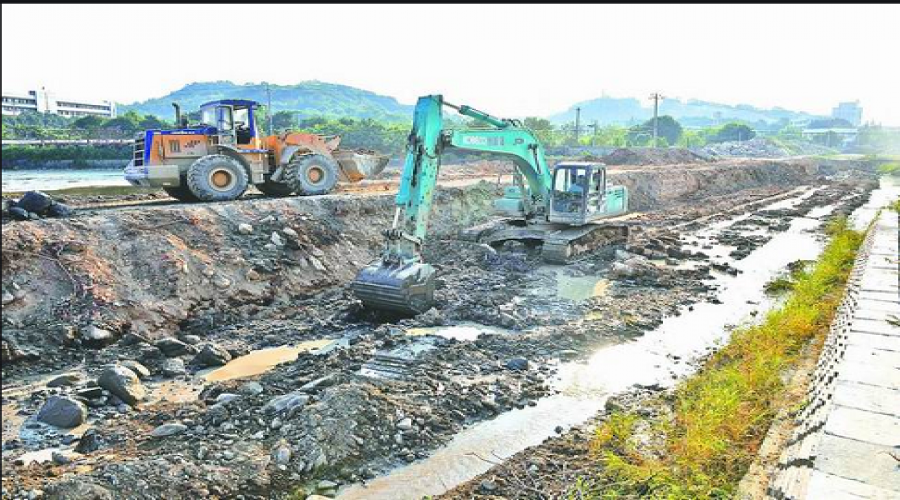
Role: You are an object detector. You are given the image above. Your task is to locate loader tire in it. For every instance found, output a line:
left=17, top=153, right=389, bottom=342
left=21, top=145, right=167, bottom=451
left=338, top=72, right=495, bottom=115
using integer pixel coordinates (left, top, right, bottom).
left=256, top=179, right=294, bottom=197
left=163, top=184, right=200, bottom=202
left=284, top=154, right=339, bottom=196
left=186, top=154, right=249, bottom=202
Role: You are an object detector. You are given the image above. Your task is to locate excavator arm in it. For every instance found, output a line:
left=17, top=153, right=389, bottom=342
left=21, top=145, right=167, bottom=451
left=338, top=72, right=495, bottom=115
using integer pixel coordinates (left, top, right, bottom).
left=352, top=94, right=555, bottom=313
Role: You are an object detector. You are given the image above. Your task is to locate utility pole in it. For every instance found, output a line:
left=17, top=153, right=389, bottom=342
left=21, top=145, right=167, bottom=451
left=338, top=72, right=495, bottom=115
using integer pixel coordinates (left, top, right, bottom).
left=574, top=107, right=581, bottom=146
left=266, top=84, right=274, bottom=134
left=649, top=92, right=664, bottom=148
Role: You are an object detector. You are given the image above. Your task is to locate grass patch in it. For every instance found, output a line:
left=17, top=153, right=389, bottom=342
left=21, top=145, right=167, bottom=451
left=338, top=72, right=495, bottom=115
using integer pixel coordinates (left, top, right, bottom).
left=877, top=161, right=900, bottom=176
left=575, top=217, right=864, bottom=499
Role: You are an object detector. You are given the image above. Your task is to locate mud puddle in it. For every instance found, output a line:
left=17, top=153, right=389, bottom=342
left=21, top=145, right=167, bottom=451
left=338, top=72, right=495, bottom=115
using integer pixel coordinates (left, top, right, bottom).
left=202, top=339, right=335, bottom=382
left=337, top=191, right=835, bottom=500
left=406, top=323, right=512, bottom=342
left=551, top=269, right=611, bottom=301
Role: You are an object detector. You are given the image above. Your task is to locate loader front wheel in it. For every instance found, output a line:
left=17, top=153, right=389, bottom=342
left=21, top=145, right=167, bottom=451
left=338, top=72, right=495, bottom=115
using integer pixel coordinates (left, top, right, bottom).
left=186, top=154, right=249, bottom=202
left=163, top=184, right=200, bottom=202
left=284, top=154, right=339, bottom=196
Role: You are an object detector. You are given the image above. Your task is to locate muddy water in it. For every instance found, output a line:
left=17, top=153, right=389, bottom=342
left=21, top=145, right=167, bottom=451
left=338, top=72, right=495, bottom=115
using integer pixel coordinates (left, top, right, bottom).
left=407, top=323, right=511, bottom=342
left=553, top=271, right=611, bottom=301
left=203, top=340, right=333, bottom=382
left=338, top=188, right=846, bottom=500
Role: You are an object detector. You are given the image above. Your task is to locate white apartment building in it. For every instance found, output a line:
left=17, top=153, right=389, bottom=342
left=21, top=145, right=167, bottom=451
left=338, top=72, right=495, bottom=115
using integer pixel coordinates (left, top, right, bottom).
left=2, top=88, right=116, bottom=118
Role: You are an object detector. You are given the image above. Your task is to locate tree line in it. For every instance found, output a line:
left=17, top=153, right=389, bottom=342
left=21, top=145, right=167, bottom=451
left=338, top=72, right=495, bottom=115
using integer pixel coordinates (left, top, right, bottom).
left=6, top=108, right=891, bottom=159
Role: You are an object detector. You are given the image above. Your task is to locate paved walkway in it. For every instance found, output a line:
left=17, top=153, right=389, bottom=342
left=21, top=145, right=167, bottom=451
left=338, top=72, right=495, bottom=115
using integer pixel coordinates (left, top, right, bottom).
left=769, top=210, right=899, bottom=499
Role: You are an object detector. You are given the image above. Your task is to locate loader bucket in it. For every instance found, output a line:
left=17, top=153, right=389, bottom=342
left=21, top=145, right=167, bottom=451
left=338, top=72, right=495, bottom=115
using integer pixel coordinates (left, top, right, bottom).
left=333, top=149, right=390, bottom=182
left=352, top=260, right=436, bottom=315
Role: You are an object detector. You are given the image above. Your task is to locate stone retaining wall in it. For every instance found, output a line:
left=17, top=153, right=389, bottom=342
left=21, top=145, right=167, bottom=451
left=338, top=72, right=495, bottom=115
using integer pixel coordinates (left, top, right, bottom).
left=767, top=210, right=900, bottom=499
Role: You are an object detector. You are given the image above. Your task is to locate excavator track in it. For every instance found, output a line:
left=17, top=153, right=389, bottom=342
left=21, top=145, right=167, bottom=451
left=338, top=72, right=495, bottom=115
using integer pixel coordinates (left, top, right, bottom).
left=540, top=223, right=630, bottom=263
left=459, top=219, right=630, bottom=264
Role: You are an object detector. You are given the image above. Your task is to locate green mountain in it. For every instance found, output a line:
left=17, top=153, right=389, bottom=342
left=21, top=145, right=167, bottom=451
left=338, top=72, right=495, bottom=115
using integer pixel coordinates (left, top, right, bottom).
left=548, top=96, right=825, bottom=129
left=119, top=80, right=413, bottom=122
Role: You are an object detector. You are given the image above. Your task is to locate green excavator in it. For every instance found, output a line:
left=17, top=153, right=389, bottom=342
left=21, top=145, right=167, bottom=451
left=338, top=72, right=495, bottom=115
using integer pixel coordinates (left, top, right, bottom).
left=352, top=95, right=629, bottom=314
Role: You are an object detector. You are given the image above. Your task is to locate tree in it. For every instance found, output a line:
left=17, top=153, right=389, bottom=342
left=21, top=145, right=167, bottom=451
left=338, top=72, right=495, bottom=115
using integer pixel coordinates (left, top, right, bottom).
left=139, top=114, right=169, bottom=130
left=523, top=117, right=553, bottom=131
left=103, top=110, right=143, bottom=135
left=710, top=122, right=756, bottom=143
left=272, top=111, right=296, bottom=131
left=627, top=115, right=683, bottom=147
left=73, top=115, right=106, bottom=130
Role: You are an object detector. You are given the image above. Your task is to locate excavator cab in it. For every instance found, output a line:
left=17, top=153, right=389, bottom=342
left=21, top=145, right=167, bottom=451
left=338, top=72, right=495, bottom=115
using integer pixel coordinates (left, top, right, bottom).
left=548, top=162, right=608, bottom=225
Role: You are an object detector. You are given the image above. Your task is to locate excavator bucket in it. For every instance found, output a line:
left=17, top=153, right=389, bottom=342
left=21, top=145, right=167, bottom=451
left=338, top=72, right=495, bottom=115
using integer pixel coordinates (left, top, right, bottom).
left=333, top=149, right=390, bottom=182
left=352, top=261, right=436, bottom=315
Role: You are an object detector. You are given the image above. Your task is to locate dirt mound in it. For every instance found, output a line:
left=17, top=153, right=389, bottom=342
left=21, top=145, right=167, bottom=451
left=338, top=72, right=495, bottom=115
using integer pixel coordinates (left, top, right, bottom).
left=601, top=148, right=712, bottom=166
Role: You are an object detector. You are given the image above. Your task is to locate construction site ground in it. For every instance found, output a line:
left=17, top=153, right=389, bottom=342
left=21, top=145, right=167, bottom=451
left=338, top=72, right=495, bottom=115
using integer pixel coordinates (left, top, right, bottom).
left=0, top=156, right=886, bottom=499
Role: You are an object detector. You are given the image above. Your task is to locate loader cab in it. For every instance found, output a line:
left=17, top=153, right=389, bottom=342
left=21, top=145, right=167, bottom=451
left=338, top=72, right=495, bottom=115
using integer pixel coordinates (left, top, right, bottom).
left=198, top=99, right=261, bottom=146
left=548, top=162, right=608, bottom=225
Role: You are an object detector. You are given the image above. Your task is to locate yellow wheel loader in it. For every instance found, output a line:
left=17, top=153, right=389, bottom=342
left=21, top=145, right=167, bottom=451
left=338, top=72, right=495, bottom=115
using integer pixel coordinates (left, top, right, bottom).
left=124, top=99, right=389, bottom=202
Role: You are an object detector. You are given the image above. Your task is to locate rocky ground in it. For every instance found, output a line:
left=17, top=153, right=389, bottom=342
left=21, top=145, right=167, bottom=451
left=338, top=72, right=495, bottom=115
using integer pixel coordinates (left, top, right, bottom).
left=0, top=158, right=878, bottom=499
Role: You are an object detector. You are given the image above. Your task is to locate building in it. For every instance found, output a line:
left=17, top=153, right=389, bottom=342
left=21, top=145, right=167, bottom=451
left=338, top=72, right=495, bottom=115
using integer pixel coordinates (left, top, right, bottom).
left=2, top=88, right=116, bottom=118
left=831, top=101, right=862, bottom=127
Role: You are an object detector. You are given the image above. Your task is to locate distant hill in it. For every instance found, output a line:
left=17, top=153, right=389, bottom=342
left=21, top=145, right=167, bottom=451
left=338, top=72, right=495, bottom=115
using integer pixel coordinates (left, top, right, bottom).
left=119, top=81, right=413, bottom=122
left=548, top=96, right=825, bottom=128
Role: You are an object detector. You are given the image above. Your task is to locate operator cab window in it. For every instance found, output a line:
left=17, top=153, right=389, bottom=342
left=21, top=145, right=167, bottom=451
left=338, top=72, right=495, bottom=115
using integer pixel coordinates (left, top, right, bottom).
left=233, top=106, right=253, bottom=145
left=552, top=166, right=588, bottom=214
left=200, top=106, right=217, bottom=128
left=217, top=106, right=234, bottom=132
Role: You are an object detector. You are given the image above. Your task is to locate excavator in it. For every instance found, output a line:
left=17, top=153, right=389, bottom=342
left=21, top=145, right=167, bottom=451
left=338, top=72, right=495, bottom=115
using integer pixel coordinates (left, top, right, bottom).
left=352, top=95, right=629, bottom=314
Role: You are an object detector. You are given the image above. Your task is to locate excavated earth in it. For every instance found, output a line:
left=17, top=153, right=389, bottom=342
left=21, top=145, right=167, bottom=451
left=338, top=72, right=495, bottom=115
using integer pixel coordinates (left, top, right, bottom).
left=0, top=157, right=879, bottom=499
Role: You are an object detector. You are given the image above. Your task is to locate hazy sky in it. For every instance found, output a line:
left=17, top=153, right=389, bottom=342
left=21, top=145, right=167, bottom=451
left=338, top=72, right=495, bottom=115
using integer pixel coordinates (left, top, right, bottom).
left=3, top=4, right=899, bottom=124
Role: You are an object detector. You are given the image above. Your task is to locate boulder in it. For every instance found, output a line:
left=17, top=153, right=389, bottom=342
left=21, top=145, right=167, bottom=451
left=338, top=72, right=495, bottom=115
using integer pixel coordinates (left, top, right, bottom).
left=8, top=206, right=30, bottom=221
left=74, top=428, right=102, bottom=454
left=192, top=344, right=232, bottom=367
left=47, top=373, right=81, bottom=387
left=18, top=191, right=54, bottom=214
left=263, top=392, right=310, bottom=415
left=120, top=360, right=150, bottom=379
left=154, top=337, right=197, bottom=357
left=47, top=203, right=74, bottom=218
left=160, top=358, right=186, bottom=377
left=80, top=325, right=117, bottom=348
left=150, top=423, right=187, bottom=438
left=97, top=365, right=146, bottom=406
left=37, top=396, right=87, bottom=428
left=505, top=357, right=529, bottom=371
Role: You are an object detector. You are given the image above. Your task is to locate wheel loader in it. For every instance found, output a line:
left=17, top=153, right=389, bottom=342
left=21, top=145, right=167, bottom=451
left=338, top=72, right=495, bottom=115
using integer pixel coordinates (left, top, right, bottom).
left=352, top=95, right=629, bottom=314
left=124, top=99, right=389, bottom=202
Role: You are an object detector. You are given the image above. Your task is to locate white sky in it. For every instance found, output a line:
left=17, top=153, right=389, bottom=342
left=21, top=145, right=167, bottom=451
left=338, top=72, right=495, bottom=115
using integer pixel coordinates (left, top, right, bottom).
left=3, top=4, right=899, bottom=124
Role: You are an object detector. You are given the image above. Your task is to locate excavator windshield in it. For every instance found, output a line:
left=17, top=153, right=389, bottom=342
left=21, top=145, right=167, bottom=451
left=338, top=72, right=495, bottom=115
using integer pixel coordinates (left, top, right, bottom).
left=552, top=165, right=589, bottom=214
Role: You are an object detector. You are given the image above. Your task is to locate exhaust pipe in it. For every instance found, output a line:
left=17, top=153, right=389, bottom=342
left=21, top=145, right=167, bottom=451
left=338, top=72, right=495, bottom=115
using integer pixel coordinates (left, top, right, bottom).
left=172, top=103, right=182, bottom=127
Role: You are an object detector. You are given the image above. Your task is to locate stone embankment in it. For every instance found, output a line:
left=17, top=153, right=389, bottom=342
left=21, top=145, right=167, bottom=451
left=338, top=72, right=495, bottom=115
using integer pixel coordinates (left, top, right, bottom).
left=767, top=210, right=899, bottom=499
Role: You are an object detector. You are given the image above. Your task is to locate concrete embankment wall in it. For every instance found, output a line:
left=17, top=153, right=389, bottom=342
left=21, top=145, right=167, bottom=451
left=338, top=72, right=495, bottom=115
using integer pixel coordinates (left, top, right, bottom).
left=767, top=211, right=899, bottom=499
left=1, top=160, right=820, bottom=342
